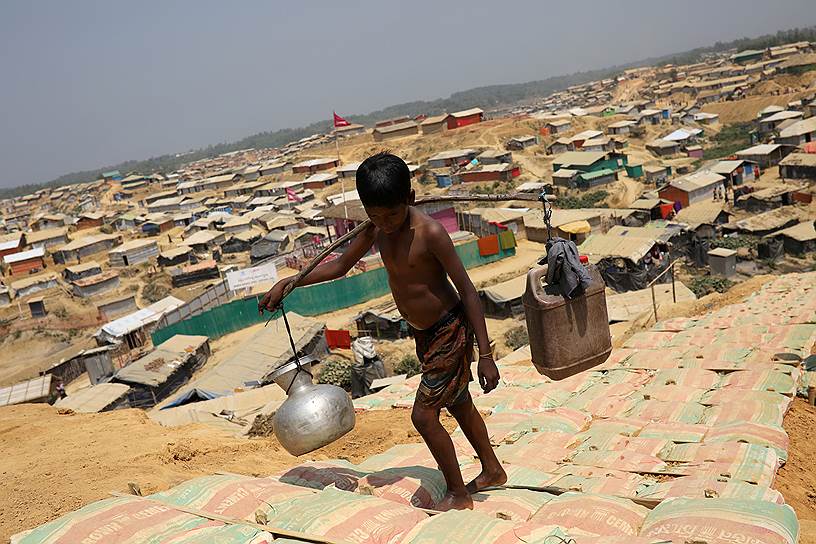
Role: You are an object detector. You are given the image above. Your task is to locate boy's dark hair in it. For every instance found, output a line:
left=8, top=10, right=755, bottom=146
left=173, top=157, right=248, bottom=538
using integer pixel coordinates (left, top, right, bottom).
left=355, top=152, right=411, bottom=207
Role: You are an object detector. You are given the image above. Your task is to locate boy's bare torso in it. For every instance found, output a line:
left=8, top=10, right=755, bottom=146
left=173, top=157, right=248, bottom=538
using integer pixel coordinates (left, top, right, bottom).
left=377, top=207, right=459, bottom=330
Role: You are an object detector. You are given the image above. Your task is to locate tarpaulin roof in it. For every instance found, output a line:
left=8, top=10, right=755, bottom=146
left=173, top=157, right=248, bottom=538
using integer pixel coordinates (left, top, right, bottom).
left=480, top=274, right=527, bottom=304
left=168, top=312, right=323, bottom=399
left=114, top=335, right=209, bottom=387
left=54, top=383, right=130, bottom=413
left=98, top=296, right=184, bottom=341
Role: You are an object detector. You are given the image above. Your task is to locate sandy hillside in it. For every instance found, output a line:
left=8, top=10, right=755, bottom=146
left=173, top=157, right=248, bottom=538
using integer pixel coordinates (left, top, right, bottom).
left=0, top=404, right=455, bottom=542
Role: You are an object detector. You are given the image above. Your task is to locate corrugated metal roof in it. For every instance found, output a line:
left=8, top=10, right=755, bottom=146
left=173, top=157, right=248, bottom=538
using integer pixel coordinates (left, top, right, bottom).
left=109, top=238, right=158, bottom=254
left=0, top=375, right=52, bottom=407
left=25, top=227, right=69, bottom=245
left=373, top=120, right=419, bottom=134
left=428, top=149, right=477, bottom=161
left=668, top=171, right=724, bottom=192
left=450, top=107, right=484, bottom=118
left=3, top=246, right=45, bottom=264
left=762, top=110, right=802, bottom=123
left=736, top=144, right=782, bottom=156
left=779, top=117, right=816, bottom=138
left=58, top=233, right=121, bottom=252
left=420, top=113, right=450, bottom=125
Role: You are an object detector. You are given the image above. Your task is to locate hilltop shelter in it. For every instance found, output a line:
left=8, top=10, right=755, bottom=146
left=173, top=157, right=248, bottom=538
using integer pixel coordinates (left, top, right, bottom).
left=72, top=270, right=120, bottom=298
left=113, top=335, right=211, bottom=408
left=658, top=171, right=725, bottom=208
left=546, top=138, right=574, bottom=155
left=0, top=235, right=24, bottom=261
left=674, top=201, right=733, bottom=238
left=427, top=149, right=478, bottom=169
left=108, top=239, right=159, bottom=267
left=158, top=247, right=192, bottom=267
left=354, top=299, right=407, bottom=340
left=779, top=153, right=816, bottom=180
left=55, top=383, right=131, bottom=413
left=303, top=172, right=339, bottom=190
left=552, top=151, right=625, bottom=174
left=10, top=272, right=59, bottom=298
left=372, top=120, right=419, bottom=141
left=766, top=221, right=816, bottom=255
left=477, top=149, right=512, bottom=164
left=458, top=163, right=519, bottom=183
left=479, top=274, right=526, bottom=318
left=446, top=107, right=484, bottom=129
left=169, top=313, right=326, bottom=404
left=735, top=144, right=795, bottom=168
left=182, top=229, right=228, bottom=253
left=76, top=212, right=105, bottom=230
left=292, top=158, right=340, bottom=175
left=96, top=295, right=185, bottom=349
left=607, top=119, right=636, bottom=135
left=43, top=345, right=116, bottom=386
left=646, top=139, right=681, bottom=157
left=420, top=113, right=449, bottom=135
left=336, top=161, right=362, bottom=179
left=710, top=160, right=759, bottom=186
left=506, top=135, right=537, bottom=150
left=776, top=117, right=816, bottom=146
left=3, top=247, right=45, bottom=276
left=0, top=375, right=55, bottom=408
left=545, top=118, right=572, bottom=134
left=26, top=227, right=69, bottom=250
left=53, top=233, right=122, bottom=264
left=96, top=294, right=139, bottom=321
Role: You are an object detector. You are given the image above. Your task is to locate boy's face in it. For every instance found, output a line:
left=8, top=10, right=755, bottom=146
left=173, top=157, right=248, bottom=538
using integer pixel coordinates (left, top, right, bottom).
left=364, top=203, right=409, bottom=235
left=363, top=189, right=413, bottom=235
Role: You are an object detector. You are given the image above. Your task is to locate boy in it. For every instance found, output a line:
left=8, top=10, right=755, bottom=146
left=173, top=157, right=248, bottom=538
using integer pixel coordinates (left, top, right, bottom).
left=260, top=152, right=506, bottom=510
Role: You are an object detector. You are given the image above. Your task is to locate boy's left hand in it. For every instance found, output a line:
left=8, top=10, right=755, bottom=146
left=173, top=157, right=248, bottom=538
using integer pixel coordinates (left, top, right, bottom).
left=477, top=356, right=500, bottom=393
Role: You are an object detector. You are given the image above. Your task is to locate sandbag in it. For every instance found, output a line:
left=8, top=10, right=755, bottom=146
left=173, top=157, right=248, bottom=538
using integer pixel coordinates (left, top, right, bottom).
left=529, top=492, right=649, bottom=537
left=264, top=487, right=428, bottom=544
left=639, top=497, right=798, bottom=544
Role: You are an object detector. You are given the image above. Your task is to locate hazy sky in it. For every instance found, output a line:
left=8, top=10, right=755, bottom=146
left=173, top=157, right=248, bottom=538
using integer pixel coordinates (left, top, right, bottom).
left=1, top=0, right=814, bottom=188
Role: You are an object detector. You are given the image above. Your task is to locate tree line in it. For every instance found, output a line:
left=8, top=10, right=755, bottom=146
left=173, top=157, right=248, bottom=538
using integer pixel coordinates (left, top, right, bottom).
left=3, top=25, right=815, bottom=200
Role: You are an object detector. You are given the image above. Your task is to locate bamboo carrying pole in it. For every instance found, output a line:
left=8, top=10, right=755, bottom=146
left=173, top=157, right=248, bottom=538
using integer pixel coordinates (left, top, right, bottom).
left=267, top=192, right=545, bottom=307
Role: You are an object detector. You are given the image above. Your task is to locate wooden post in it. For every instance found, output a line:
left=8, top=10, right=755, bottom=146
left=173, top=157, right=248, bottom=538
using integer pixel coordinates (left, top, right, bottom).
left=651, top=283, right=658, bottom=323
left=671, top=262, right=677, bottom=303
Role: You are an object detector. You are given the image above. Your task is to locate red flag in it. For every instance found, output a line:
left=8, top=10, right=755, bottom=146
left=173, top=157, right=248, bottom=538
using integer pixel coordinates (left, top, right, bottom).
left=286, top=187, right=303, bottom=202
left=333, top=112, right=350, bottom=128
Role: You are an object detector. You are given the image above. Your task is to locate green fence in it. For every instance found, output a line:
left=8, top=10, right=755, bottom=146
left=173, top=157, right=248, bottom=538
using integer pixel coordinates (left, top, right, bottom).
left=151, top=238, right=515, bottom=345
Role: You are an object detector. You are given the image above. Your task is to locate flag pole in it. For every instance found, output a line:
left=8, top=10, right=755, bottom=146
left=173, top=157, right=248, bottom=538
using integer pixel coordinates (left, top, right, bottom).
left=333, top=112, right=348, bottom=223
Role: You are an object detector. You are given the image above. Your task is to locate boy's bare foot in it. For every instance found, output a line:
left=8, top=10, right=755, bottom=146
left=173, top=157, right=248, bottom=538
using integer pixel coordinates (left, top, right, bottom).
left=465, top=466, right=507, bottom=494
left=435, top=491, right=474, bottom=511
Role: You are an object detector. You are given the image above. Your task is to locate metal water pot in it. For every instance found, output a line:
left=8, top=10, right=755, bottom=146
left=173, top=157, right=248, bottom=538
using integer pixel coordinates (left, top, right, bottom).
left=267, top=357, right=356, bottom=456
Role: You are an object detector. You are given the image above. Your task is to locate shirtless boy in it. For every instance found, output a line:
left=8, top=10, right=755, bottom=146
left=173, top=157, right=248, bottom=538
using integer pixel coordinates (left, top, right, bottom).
left=259, top=152, right=506, bottom=510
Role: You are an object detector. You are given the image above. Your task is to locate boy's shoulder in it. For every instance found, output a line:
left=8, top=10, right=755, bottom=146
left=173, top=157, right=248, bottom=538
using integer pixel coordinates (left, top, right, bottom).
left=410, top=207, right=447, bottom=237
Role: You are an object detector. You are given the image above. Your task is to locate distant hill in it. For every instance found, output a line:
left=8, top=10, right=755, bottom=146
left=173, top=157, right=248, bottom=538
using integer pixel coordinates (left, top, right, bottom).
left=3, top=25, right=816, bottom=200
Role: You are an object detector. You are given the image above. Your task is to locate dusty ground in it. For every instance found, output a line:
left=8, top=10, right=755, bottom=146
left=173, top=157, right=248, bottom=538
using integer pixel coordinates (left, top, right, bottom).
left=0, top=404, right=455, bottom=542
left=777, top=399, right=816, bottom=521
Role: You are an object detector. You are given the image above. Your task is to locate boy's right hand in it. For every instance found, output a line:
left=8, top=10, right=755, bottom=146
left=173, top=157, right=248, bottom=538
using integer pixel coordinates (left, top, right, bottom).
left=258, top=278, right=292, bottom=315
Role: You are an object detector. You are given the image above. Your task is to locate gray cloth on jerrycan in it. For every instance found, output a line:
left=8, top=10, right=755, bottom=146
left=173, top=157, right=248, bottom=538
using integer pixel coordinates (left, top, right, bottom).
left=544, top=237, right=592, bottom=299
left=351, top=336, right=386, bottom=398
